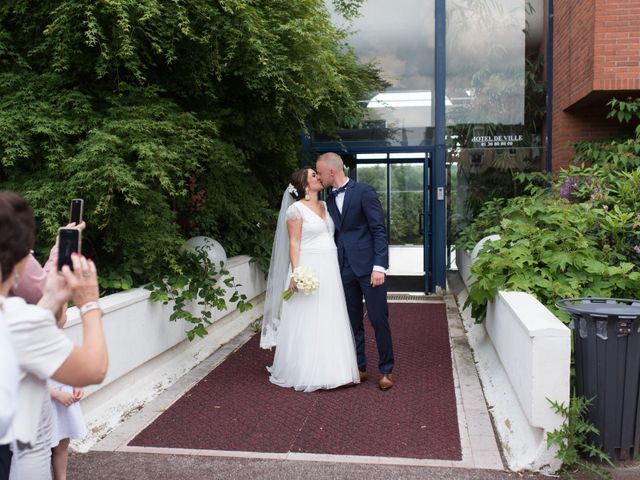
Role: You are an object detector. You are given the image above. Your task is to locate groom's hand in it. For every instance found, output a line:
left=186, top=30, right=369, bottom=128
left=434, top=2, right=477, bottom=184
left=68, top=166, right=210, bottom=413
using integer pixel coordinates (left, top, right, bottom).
left=370, top=271, right=385, bottom=287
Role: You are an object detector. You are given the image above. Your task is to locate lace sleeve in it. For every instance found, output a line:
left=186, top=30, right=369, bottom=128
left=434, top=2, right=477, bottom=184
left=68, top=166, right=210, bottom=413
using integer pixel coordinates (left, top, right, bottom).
left=285, top=203, right=302, bottom=221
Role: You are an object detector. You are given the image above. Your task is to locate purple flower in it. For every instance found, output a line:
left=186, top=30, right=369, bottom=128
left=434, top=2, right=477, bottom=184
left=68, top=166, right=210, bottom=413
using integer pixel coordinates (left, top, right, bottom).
left=634, top=245, right=640, bottom=255
left=560, top=175, right=580, bottom=199
left=559, top=174, right=601, bottom=201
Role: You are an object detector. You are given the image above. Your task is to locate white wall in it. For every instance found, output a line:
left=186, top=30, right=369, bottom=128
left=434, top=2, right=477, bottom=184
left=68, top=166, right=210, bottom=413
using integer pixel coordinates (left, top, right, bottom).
left=455, top=248, right=571, bottom=473
left=63, top=255, right=266, bottom=449
left=487, top=292, right=570, bottom=432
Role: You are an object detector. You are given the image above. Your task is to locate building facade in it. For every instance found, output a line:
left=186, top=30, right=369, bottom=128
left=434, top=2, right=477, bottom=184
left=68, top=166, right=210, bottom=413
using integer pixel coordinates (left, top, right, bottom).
left=551, top=0, right=640, bottom=170
left=307, top=1, right=640, bottom=293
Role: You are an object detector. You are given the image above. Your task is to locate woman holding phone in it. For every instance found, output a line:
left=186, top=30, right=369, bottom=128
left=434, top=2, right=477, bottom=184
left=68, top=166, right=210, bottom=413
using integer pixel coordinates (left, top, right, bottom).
left=10, top=221, right=85, bottom=305
left=0, top=190, right=108, bottom=480
left=10, top=206, right=87, bottom=480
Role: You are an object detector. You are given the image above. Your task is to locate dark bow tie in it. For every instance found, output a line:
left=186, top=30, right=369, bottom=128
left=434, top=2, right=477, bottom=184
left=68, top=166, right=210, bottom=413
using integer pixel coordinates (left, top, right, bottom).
left=330, top=184, right=348, bottom=197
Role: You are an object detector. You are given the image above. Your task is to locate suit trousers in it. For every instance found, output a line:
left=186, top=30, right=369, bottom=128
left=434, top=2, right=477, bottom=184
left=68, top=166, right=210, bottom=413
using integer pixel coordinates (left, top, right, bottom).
left=0, top=444, right=11, bottom=480
left=341, top=262, right=394, bottom=374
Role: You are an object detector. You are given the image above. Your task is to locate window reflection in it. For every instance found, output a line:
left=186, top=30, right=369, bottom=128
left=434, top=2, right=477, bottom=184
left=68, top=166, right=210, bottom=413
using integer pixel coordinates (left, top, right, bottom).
left=319, top=0, right=436, bottom=146
left=446, top=0, right=526, bottom=126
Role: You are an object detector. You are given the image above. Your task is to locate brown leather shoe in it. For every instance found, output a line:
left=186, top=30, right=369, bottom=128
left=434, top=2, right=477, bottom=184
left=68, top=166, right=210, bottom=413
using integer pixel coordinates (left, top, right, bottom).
left=378, top=374, right=394, bottom=391
left=359, top=371, right=368, bottom=382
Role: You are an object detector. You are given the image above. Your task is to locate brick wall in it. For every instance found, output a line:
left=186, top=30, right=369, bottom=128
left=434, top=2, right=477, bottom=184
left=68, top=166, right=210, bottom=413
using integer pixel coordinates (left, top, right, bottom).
left=593, top=0, right=640, bottom=91
left=551, top=0, right=640, bottom=170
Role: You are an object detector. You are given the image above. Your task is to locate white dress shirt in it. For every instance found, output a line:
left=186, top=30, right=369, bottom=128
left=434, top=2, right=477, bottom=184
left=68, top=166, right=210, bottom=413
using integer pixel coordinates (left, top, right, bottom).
left=333, top=179, right=349, bottom=214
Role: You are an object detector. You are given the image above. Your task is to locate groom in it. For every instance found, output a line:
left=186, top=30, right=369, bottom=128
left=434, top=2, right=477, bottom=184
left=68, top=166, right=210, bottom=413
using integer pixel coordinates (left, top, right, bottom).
left=316, top=153, right=395, bottom=391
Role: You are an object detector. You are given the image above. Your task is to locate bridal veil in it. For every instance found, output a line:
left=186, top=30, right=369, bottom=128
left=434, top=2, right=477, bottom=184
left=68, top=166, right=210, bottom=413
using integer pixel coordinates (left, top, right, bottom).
left=260, top=186, right=295, bottom=349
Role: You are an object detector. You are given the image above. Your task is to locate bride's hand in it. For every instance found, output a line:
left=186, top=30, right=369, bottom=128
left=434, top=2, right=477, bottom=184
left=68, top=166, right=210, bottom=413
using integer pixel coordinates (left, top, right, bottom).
left=288, top=277, right=298, bottom=293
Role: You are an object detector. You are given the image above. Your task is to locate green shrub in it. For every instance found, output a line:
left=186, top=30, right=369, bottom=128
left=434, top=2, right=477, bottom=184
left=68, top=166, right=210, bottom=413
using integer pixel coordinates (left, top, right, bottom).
left=0, top=1, right=385, bottom=292
left=463, top=98, right=640, bottom=322
left=464, top=193, right=640, bottom=322
left=148, top=247, right=252, bottom=341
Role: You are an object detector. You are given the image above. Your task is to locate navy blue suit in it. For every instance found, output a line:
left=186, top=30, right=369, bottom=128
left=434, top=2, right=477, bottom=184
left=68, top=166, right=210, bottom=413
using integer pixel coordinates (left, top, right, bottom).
left=327, top=180, right=394, bottom=374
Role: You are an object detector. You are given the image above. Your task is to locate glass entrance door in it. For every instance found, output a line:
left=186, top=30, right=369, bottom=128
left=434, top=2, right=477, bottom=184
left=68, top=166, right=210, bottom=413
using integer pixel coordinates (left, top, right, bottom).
left=390, top=162, right=424, bottom=276
left=355, top=152, right=430, bottom=292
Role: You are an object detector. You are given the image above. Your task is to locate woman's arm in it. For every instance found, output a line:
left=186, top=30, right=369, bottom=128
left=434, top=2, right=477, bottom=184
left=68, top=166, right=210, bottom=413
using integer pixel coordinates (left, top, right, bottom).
left=44, top=254, right=108, bottom=386
left=286, top=216, right=303, bottom=292
left=51, top=308, right=107, bottom=386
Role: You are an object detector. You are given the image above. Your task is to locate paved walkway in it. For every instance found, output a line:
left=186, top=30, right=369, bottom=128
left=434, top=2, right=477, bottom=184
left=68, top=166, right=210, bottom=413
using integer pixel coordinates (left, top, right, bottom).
left=68, top=451, right=544, bottom=479
left=68, top=287, right=640, bottom=479
left=68, top=449, right=640, bottom=479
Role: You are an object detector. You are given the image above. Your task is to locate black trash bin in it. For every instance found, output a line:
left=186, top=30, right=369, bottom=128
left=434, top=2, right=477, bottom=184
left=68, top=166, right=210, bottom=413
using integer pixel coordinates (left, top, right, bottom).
left=556, top=298, right=640, bottom=461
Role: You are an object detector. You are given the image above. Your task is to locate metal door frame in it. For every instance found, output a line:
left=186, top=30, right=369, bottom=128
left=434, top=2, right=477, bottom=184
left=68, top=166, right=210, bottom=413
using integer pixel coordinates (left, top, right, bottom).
left=355, top=151, right=433, bottom=293
left=308, top=145, right=434, bottom=293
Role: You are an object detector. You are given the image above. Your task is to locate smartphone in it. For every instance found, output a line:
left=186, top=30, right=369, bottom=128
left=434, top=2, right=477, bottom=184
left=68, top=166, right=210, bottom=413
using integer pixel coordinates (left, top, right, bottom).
left=57, top=228, right=82, bottom=271
left=70, top=198, right=84, bottom=225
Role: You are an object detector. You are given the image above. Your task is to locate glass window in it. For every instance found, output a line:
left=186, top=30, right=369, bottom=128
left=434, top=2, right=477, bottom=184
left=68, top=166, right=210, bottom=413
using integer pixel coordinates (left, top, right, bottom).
left=447, top=1, right=547, bottom=264
left=446, top=0, right=526, bottom=127
left=317, top=0, right=436, bottom=147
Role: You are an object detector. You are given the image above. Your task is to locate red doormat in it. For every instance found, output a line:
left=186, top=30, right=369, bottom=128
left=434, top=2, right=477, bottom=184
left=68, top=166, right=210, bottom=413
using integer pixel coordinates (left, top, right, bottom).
left=129, top=303, right=461, bottom=460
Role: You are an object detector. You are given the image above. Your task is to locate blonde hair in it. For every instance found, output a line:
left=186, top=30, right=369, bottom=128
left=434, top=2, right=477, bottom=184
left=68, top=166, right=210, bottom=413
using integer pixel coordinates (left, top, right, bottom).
left=317, top=152, right=344, bottom=171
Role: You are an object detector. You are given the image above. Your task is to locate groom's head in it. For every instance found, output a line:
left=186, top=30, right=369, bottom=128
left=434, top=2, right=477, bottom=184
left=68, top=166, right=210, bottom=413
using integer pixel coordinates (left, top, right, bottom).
left=316, top=153, right=346, bottom=189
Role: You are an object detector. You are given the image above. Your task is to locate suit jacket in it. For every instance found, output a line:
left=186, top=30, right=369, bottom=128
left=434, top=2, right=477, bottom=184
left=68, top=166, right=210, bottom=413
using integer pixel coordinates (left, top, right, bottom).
left=326, top=180, right=389, bottom=277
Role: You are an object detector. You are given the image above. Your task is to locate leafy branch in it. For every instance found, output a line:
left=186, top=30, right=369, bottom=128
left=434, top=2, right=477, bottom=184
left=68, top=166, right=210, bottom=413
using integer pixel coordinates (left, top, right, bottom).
left=148, top=247, right=252, bottom=341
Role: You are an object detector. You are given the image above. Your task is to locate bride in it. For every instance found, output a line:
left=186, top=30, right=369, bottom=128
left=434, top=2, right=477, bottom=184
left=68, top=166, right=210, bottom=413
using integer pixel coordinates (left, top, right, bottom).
left=260, top=168, right=359, bottom=392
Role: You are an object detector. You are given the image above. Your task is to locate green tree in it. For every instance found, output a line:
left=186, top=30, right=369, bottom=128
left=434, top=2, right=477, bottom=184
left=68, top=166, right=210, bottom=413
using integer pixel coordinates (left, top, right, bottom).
left=0, top=0, right=385, bottom=286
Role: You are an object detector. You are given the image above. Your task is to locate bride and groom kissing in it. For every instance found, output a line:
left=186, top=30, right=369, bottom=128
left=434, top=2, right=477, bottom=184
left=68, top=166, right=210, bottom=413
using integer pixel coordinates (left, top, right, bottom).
left=261, top=152, right=395, bottom=392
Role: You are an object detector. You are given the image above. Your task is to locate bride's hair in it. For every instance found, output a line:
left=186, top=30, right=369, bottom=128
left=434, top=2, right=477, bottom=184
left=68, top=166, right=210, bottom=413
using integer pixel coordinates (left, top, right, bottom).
left=289, top=168, right=310, bottom=200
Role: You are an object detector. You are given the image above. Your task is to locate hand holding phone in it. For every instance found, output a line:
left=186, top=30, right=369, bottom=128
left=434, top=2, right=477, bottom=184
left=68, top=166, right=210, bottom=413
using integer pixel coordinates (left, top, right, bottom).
left=57, top=228, right=82, bottom=271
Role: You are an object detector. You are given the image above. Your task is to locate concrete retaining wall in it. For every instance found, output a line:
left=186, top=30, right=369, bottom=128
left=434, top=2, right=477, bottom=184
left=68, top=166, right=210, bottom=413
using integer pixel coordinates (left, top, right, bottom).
left=455, top=246, right=570, bottom=473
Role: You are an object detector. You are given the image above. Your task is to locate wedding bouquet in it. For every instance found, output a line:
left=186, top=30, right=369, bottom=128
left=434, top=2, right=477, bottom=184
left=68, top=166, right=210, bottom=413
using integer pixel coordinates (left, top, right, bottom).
left=282, top=266, right=320, bottom=300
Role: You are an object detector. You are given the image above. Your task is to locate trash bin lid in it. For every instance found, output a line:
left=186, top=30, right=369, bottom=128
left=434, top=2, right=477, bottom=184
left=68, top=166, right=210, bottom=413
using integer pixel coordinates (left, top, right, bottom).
left=556, top=298, right=640, bottom=318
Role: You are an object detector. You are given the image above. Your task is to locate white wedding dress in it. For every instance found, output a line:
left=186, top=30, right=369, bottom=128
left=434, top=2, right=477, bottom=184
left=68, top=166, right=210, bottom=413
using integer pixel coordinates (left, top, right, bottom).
left=267, top=201, right=360, bottom=392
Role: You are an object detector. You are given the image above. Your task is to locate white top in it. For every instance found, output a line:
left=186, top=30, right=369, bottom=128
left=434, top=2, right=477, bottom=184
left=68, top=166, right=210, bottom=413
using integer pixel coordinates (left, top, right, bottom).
left=0, top=308, right=19, bottom=438
left=286, top=202, right=335, bottom=251
left=0, top=297, right=73, bottom=446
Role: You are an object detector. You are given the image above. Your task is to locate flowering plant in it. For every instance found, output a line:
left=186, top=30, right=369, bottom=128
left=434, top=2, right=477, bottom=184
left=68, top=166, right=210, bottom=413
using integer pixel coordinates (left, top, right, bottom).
left=282, top=266, right=319, bottom=300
